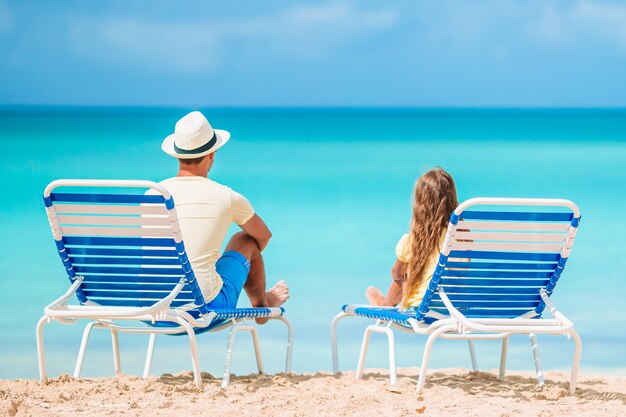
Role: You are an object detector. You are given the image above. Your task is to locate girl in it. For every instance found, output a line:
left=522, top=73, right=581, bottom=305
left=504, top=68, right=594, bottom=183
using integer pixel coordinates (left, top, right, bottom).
left=365, top=167, right=458, bottom=308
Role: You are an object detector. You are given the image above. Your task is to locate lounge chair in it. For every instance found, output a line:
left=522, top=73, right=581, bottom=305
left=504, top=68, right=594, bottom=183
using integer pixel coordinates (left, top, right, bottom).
left=37, top=179, right=293, bottom=388
left=331, top=198, right=581, bottom=394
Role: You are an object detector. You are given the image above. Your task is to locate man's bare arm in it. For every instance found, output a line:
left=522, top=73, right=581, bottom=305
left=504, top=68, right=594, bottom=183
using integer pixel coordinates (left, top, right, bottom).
left=240, top=214, right=272, bottom=251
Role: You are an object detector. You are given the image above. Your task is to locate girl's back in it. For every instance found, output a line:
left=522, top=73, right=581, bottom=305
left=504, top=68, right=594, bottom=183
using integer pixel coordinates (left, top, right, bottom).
left=365, top=167, right=458, bottom=309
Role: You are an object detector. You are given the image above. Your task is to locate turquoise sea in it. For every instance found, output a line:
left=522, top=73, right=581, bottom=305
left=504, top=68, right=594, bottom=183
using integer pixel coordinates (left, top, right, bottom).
left=1, top=108, right=625, bottom=380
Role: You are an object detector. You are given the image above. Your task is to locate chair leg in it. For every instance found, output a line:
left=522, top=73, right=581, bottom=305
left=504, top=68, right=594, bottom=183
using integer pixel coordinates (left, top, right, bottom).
left=175, top=318, right=202, bottom=389
left=467, top=340, right=478, bottom=371
left=74, top=321, right=97, bottom=378
left=417, top=325, right=455, bottom=394
left=356, top=324, right=397, bottom=384
left=499, top=335, right=509, bottom=380
left=529, top=333, right=544, bottom=386
left=384, top=327, right=397, bottom=385
left=568, top=329, right=582, bottom=395
left=110, top=329, right=122, bottom=377
left=36, top=315, right=49, bottom=384
left=222, top=326, right=237, bottom=388
left=274, top=316, right=294, bottom=373
left=249, top=327, right=264, bottom=374
left=330, top=312, right=347, bottom=374
left=356, top=326, right=374, bottom=379
left=143, top=333, right=157, bottom=379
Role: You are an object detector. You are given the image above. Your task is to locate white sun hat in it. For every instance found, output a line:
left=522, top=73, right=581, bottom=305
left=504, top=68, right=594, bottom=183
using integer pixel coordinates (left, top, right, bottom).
left=161, top=111, right=230, bottom=159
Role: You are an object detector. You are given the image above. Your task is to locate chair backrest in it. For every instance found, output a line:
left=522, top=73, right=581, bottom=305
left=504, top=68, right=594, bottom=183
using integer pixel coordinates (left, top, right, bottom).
left=43, top=179, right=209, bottom=315
left=416, top=198, right=580, bottom=320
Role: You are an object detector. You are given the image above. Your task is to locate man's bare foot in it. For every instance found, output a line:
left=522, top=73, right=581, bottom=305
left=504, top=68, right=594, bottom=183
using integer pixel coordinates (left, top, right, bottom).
left=365, top=286, right=387, bottom=306
left=256, top=280, right=290, bottom=324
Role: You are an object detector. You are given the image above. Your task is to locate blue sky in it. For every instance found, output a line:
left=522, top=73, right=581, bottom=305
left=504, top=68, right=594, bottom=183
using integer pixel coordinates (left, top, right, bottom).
left=1, top=0, right=625, bottom=107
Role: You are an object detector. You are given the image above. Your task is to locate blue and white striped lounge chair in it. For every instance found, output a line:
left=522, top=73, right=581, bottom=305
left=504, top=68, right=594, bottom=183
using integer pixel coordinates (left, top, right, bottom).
left=331, top=198, right=582, bottom=394
left=37, top=180, right=294, bottom=388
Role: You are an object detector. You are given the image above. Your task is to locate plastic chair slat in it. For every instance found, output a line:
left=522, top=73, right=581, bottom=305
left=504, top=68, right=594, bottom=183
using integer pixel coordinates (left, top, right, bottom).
left=448, top=250, right=560, bottom=261
left=432, top=293, right=541, bottom=302
left=457, top=220, right=569, bottom=231
left=445, top=261, right=557, bottom=270
left=88, top=299, right=193, bottom=307
left=460, top=211, right=573, bottom=222
left=63, top=236, right=176, bottom=247
left=439, top=278, right=549, bottom=287
left=58, top=215, right=170, bottom=227
left=60, top=226, right=173, bottom=238
left=66, top=247, right=178, bottom=257
left=451, top=241, right=563, bottom=252
left=442, top=270, right=553, bottom=278
left=74, top=265, right=184, bottom=275
left=429, top=300, right=539, bottom=308
left=51, top=193, right=165, bottom=204
left=70, top=256, right=181, bottom=266
left=81, top=282, right=183, bottom=291
left=427, top=307, right=530, bottom=317
left=81, top=274, right=182, bottom=283
left=54, top=204, right=167, bottom=215
left=82, top=289, right=195, bottom=300
left=438, top=286, right=542, bottom=295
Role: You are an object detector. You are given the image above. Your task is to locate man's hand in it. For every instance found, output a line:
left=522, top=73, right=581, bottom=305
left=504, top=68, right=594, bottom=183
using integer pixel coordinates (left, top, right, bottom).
left=240, top=214, right=272, bottom=251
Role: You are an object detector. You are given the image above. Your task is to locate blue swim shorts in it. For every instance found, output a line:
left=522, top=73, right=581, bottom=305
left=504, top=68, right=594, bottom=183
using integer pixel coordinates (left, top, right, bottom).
left=205, top=250, right=250, bottom=310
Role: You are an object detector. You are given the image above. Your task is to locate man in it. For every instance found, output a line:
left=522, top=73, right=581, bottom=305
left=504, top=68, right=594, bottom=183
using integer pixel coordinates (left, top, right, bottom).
left=159, top=111, right=289, bottom=323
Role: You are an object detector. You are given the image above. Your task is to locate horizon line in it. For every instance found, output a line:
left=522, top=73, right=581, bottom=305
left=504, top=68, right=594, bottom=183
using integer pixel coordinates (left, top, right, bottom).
left=2, top=104, right=626, bottom=112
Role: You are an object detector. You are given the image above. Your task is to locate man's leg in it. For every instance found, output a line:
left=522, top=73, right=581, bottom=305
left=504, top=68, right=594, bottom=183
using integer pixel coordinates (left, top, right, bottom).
left=224, top=232, right=289, bottom=322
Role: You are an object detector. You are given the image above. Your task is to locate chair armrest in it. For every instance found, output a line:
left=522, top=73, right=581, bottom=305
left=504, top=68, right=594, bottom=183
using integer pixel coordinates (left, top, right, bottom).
left=44, top=278, right=189, bottom=320
left=438, top=288, right=574, bottom=333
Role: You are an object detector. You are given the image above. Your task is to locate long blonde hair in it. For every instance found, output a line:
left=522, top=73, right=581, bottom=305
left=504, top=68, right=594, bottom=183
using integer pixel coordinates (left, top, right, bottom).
left=402, top=168, right=458, bottom=308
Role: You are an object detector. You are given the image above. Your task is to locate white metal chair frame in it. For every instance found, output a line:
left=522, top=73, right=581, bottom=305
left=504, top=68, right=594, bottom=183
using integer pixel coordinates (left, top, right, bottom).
left=330, top=198, right=582, bottom=394
left=36, top=179, right=294, bottom=389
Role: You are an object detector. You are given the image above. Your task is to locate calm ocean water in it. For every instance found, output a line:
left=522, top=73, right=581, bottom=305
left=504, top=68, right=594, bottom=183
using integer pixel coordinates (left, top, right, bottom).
left=1, top=108, right=625, bottom=380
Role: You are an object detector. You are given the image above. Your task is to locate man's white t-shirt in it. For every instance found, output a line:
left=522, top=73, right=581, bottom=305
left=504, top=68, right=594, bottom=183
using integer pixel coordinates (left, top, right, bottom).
left=158, top=176, right=255, bottom=301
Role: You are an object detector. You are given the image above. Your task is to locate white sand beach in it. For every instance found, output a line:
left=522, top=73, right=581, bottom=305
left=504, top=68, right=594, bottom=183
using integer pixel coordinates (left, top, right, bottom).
left=2, top=368, right=624, bottom=416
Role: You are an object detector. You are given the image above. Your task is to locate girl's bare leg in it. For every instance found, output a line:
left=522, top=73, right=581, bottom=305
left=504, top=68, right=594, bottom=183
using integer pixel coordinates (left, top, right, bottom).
left=365, top=281, right=402, bottom=306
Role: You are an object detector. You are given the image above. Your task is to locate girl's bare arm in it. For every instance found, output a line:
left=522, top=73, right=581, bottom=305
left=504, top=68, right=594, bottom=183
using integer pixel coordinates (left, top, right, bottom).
left=385, top=259, right=407, bottom=306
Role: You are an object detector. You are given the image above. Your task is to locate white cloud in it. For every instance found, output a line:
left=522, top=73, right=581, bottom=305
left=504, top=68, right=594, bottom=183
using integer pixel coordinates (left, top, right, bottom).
left=529, top=1, right=626, bottom=49
left=530, top=6, right=566, bottom=43
left=242, top=3, right=397, bottom=60
left=572, top=1, right=626, bottom=46
left=68, top=18, right=219, bottom=73
left=67, top=2, right=397, bottom=73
